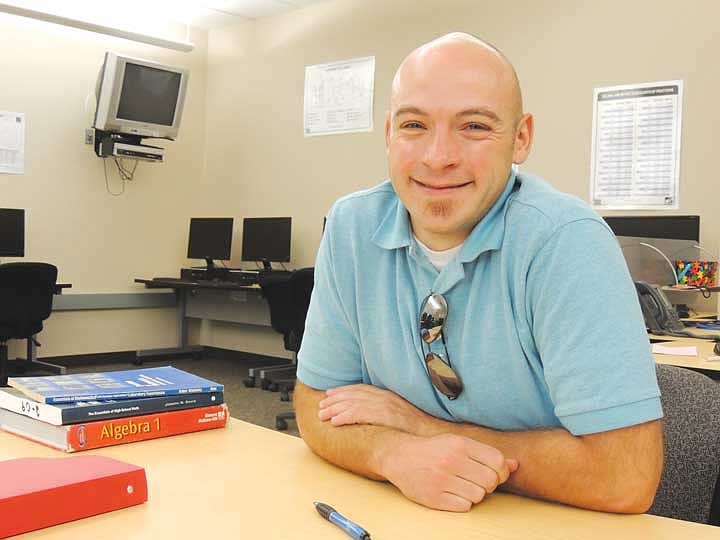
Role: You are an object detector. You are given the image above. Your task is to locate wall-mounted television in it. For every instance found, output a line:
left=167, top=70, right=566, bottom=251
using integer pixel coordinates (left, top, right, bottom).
left=93, top=52, right=189, bottom=140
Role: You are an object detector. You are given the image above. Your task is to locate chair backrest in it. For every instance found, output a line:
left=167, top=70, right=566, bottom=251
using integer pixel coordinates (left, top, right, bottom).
left=648, top=364, right=720, bottom=524
left=288, top=267, right=314, bottom=349
left=258, top=268, right=314, bottom=353
left=258, top=270, right=293, bottom=337
left=0, top=262, right=58, bottom=341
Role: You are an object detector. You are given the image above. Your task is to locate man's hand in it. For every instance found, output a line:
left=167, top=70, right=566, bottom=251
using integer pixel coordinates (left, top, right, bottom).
left=378, top=432, right=519, bottom=512
left=318, top=384, right=438, bottom=435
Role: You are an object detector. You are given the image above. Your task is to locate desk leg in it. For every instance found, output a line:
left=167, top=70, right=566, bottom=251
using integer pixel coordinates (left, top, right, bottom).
left=135, top=287, right=203, bottom=364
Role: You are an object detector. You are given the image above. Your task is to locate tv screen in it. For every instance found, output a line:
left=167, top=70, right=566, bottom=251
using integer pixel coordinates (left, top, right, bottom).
left=94, top=52, right=189, bottom=139
left=187, top=218, right=233, bottom=261
left=241, top=217, right=291, bottom=263
left=117, top=63, right=182, bottom=126
left=0, top=208, right=25, bottom=257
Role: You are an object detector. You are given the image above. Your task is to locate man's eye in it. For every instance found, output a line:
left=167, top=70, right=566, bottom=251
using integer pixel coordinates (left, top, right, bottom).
left=465, top=123, right=490, bottom=131
left=401, top=122, right=424, bottom=129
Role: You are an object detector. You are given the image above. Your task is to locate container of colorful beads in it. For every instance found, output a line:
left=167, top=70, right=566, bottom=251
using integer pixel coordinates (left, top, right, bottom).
left=675, top=260, right=718, bottom=287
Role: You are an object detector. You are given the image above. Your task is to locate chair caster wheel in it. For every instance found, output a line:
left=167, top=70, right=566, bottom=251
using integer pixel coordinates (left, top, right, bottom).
left=280, top=391, right=290, bottom=402
left=268, top=382, right=279, bottom=392
left=276, top=418, right=288, bottom=431
left=133, top=357, right=143, bottom=366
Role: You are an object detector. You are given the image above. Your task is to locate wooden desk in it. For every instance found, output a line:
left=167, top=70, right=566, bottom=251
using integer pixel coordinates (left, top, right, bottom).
left=650, top=324, right=720, bottom=375
left=1, top=419, right=717, bottom=539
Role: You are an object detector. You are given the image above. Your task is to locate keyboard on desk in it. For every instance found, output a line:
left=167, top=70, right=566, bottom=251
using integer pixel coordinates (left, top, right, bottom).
left=150, top=276, right=258, bottom=287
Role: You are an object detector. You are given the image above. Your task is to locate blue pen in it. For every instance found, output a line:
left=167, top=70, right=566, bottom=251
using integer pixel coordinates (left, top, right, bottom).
left=314, top=501, right=371, bottom=540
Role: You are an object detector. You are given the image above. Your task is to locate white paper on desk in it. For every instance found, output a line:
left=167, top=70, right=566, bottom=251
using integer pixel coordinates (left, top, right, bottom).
left=0, top=111, right=25, bottom=174
left=652, top=344, right=698, bottom=356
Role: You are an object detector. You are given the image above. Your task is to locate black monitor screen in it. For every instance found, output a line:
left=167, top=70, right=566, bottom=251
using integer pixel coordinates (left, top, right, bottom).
left=117, top=63, right=182, bottom=126
left=603, top=215, right=699, bottom=241
left=241, top=217, right=291, bottom=263
left=187, top=218, right=233, bottom=261
left=0, top=208, right=24, bottom=257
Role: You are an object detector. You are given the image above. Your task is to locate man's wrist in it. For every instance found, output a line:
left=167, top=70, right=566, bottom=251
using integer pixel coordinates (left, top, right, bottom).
left=370, top=430, right=415, bottom=480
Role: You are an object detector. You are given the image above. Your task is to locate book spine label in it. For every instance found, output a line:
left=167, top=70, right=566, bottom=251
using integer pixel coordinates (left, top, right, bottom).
left=62, top=392, right=225, bottom=425
left=44, top=385, right=223, bottom=404
left=64, top=404, right=228, bottom=452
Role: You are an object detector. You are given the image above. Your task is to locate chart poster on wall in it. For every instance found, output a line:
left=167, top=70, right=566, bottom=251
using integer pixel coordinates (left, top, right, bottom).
left=303, top=56, right=375, bottom=136
left=0, top=111, right=25, bottom=174
left=590, top=80, right=683, bottom=210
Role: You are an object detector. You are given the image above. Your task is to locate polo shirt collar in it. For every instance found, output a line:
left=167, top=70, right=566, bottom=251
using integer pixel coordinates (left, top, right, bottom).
left=459, top=170, right=518, bottom=263
left=372, top=181, right=413, bottom=250
left=371, top=172, right=519, bottom=258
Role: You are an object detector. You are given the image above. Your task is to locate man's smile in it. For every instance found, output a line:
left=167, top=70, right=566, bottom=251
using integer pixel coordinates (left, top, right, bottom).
left=410, top=177, right=473, bottom=193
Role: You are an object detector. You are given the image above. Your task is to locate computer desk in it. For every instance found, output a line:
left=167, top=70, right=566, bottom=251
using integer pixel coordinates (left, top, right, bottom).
left=1, top=417, right=717, bottom=539
left=649, top=314, right=720, bottom=376
left=133, top=278, right=270, bottom=363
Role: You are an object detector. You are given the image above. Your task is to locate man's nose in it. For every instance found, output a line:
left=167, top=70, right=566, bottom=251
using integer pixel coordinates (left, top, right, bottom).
left=421, top=128, right=460, bottom=170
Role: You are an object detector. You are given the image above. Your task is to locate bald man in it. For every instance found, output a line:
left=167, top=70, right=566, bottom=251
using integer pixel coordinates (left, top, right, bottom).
left=295, top=33, right=663, bottom=513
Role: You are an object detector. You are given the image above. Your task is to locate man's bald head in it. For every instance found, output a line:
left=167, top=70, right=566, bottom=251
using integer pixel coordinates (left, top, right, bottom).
left=390, top=32, right=524, bottom=125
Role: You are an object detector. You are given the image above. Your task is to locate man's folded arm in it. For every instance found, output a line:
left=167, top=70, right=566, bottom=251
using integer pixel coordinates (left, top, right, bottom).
left=314, top=383, right=664, bottom=514
left=294, top=381, right=395, bottom=480
left=425, top=416, right=664, bottom=513
left=294, top=381, right=518, bottom=512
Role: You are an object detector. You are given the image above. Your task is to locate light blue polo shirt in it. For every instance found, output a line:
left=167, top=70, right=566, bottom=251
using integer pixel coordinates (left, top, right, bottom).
left=297, top=172, right=662, bottom=436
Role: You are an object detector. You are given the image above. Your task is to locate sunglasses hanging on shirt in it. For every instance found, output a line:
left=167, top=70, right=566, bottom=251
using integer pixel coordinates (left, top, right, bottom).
left=419, top=293, right=464, bottom=400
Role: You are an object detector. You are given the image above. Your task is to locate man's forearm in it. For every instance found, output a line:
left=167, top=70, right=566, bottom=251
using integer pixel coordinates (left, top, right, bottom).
left=294, top=382, right=402, bottom=480
left=316, top=384, right=663, bottom=513
left=415, top=415, right=663, bottom=513
left=295, top=382, right=518, bottom=512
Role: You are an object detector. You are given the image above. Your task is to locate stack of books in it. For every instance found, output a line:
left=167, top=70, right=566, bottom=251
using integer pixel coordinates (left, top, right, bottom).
left=0, top=366, right=227, bottom=452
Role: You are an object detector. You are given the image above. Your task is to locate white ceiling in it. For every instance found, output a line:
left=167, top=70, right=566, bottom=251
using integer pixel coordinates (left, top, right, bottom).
left=0, top=1, right=331, bottom=30
left=191, top=0, right=330, bottom=29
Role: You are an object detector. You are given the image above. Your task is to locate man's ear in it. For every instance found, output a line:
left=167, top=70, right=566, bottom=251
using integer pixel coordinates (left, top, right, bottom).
left=512, top=113, right=534, bottom=165
left=385, top=111, right=392, bottom=148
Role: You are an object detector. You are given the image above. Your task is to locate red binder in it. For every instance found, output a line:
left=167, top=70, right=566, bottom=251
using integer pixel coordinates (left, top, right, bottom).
left=0, top=455, right=147, bottom=538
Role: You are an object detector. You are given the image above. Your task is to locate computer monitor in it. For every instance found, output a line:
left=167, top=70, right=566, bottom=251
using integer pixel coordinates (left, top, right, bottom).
left=241, top=217, right=291, bottom=271
left=187, top=218, right=233, bottom=271
left=0, top=208, right=24, bottom=257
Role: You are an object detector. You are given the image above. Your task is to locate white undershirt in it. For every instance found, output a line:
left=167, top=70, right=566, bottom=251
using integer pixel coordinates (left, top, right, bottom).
left=414, top=235, right=463, bottom=271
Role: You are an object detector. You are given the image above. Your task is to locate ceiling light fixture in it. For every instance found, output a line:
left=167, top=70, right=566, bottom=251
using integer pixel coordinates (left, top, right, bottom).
left=0, top=2, right=195, bottom=52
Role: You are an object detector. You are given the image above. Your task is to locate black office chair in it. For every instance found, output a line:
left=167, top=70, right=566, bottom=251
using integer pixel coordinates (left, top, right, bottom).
left=0, top=263, right=58, bottom=386
left=273, top=267, right=314, bottom=430
left=648, top=364, right=720, bottom=525
left=242, top=270, right=296, bottom=389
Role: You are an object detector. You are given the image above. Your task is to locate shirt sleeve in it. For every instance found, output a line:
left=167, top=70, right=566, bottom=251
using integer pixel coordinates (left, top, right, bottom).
left=526, top=218, right=663, bottom=435
left=296, top=208, right=364, bottom=390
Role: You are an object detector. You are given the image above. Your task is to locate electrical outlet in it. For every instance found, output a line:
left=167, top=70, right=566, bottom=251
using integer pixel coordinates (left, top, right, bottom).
left=84, top=128, right=94, bottom=145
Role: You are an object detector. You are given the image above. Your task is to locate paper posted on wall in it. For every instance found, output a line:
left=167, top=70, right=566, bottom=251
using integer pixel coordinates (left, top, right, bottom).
left=0, top=111, right=25, bottom=174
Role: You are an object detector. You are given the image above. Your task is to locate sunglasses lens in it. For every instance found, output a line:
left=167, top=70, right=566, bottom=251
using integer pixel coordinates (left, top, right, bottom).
left=419, top=293, right=448, bottom=344
left=425, top=352, right=463, bottom=400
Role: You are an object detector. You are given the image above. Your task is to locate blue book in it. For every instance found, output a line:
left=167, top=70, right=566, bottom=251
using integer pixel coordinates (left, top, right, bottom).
left=7, top=366, right=224, bottom=405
